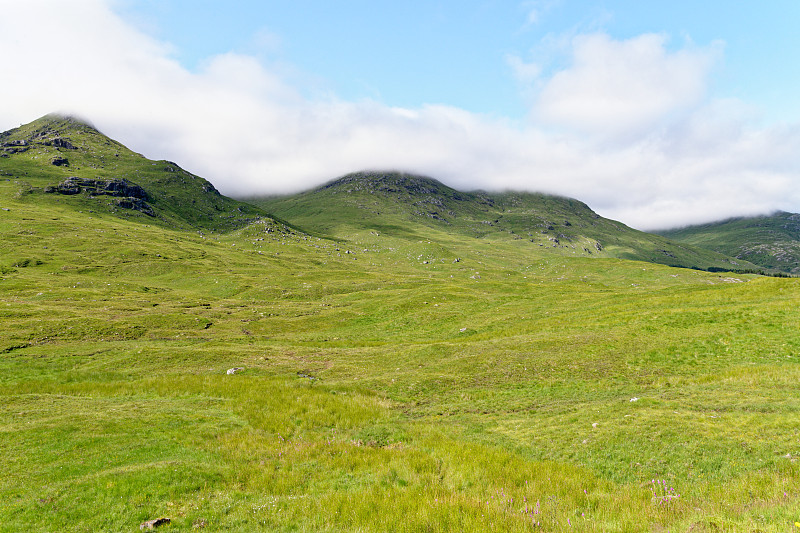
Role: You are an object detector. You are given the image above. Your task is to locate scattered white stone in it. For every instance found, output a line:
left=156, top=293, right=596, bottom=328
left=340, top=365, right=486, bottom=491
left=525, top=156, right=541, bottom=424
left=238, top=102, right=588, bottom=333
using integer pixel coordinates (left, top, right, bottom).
left=226, top=367, right=244, bottom=375
left=630, top=397, right=639, bottom=402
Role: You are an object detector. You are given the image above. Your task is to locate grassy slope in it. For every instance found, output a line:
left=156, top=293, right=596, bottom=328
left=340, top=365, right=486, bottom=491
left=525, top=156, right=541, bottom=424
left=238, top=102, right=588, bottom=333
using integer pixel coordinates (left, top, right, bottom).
left=252, top=171, right=759, bottom=272
left=658, top=211, right=800, bottom=274
left=1, top=142, right=800, bottom=531
left=0, top=114, right=271, bottom=232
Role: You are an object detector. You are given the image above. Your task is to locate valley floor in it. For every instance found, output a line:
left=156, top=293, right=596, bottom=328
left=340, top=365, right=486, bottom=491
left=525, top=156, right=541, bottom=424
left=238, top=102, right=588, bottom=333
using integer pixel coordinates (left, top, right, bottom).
left=1, top=180, right=800, bottom=531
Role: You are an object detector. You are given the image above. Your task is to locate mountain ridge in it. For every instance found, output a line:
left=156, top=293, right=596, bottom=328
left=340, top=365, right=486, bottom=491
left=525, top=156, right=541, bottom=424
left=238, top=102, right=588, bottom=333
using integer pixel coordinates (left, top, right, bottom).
left=0, top=115, right=772, bottom=274
left=252, top=170, right=760, bottom=272
left=0, top=114, right=279, bottom=233
left=3, top=114, right=800, bottom=530
left=657, top=211, right=800, bottom=274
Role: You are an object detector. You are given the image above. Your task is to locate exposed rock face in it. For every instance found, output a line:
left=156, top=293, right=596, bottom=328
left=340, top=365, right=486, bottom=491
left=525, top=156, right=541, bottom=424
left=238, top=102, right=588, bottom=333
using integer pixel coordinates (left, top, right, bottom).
left=0, top=115, right=84, bottom=155
left=50, top=137, right=77, bottom=150
left=46, top=177, right=147, bottom=198
left=1, top=139, right=30, bottom=155
left=45, top=177, right=155, bottom=216
left=202, top=182, right=220, bottom=195
left=2, top=129, right=78, bottom=156
left=99, top=178, right=148, bottom=198
left=114, top=197, right=156, bottom=217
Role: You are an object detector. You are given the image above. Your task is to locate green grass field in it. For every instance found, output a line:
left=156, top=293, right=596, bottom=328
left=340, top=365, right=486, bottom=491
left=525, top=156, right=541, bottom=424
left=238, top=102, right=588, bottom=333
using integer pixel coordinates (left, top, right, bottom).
left=2, top=118, right=800, bottom=531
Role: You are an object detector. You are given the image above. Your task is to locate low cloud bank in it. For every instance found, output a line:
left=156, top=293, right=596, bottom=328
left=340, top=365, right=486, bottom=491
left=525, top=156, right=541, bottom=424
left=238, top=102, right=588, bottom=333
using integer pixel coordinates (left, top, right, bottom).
left=2, top=1, right=798, bottom=229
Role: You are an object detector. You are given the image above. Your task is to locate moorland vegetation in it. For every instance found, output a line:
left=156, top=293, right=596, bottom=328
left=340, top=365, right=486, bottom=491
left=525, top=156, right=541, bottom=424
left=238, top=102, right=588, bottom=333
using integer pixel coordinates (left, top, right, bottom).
left=1, top=115, right=799, bottom=531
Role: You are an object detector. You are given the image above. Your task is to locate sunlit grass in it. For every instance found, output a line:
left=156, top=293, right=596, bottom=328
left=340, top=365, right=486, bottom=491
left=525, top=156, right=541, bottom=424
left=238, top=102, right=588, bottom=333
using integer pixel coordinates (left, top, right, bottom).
left=2, top=168, right=800, bottom=531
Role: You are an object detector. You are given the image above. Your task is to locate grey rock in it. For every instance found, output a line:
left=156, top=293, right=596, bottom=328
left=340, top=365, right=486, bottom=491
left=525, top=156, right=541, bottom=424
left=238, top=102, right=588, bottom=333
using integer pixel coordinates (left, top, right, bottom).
left=46, top=177, right=148, bottom=199
left=140, top=517, right=170, bottom=530
left=51, top=137, right=77, bottom=150
left=115, top=197, right=156, bottom=217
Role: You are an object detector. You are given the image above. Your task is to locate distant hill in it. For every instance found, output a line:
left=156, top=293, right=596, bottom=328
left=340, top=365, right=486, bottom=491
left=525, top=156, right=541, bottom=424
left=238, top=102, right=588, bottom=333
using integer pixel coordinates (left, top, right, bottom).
left=252, top=170, right=758, bottom=272
left=657, top=212, right=800, bottom=274
left=0, top=115, right=770, bottom=274
left=0, top=114, right=275, bottom=232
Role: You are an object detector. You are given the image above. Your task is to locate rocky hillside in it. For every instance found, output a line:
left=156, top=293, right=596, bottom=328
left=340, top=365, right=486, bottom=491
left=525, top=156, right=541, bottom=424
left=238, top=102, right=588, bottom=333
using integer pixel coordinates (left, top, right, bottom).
left=0, top=114, right=276, bottom=232
left=657, top=211, right=800, bottom=274
left=253, top=170, right=758, bottom=271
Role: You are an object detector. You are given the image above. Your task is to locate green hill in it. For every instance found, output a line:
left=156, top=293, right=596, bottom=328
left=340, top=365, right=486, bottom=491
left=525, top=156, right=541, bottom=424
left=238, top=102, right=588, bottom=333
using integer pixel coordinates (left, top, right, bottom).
left=252, top=170, right=758, bottom=271
left=657, top=211, right=800, bottom=274
left=3, top=118, right=800, bottom=531
left=0, top=114, right=275, bottom=232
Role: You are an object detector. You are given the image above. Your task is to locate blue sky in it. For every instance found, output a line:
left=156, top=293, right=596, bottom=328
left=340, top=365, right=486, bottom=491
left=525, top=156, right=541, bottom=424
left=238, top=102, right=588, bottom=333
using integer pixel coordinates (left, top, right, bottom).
left=120, top=1, right=800, bottom=122
left=2, top=1, right=800, bottom=228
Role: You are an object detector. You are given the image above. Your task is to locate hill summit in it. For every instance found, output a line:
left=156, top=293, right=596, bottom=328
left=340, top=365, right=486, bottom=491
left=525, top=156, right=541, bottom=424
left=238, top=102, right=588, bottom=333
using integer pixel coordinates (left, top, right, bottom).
left=254, top=170, right=758, bottom=271
left=316, top=170, right=494, bottom=223
left=320, top=171, right=471, bottom=200
left=0, top=114, right=273, bottom=232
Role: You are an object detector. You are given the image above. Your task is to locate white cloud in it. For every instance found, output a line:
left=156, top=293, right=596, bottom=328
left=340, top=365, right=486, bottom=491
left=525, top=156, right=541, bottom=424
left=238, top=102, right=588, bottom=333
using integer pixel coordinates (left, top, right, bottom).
left=506, top=54, right=542, bottom=85
left=534, top=33, right=722, bottom=140
left=1, top=1, right=799, bottom=230
left=519, top=0, right=560, bottom=30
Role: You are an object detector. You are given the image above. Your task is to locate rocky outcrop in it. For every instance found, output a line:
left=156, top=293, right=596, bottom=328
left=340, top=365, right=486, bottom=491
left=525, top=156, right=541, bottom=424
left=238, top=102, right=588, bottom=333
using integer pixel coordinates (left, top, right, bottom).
left=2, top=134, right=77, bottom=155
left=46, top=177, right=147, bottom=198
left=140, top=517, right=170, bottom=530
left=114, top=197, right=156, bottom=217
left=1, top=139, right=30, bottom=155
left=49, top=137, right=77, bottom=150
left=45, top=177, right=155, bottom=216
left=202, top=182, right=220, bottom=195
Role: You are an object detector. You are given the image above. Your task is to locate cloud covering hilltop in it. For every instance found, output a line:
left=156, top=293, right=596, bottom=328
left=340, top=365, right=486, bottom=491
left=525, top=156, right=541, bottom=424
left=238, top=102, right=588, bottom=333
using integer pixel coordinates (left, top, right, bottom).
left=2, top=0, right=799, bottom=229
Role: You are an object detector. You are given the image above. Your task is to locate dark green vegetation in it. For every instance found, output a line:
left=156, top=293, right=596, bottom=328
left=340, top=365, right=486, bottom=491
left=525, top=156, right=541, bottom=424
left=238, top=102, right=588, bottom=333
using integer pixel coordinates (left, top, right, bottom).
left=658, top=212, right=800, bottom=275
left=0, top=114, right=272, bottom=232
left=2, top=116, right=800, bottom=531
left=253, top=171, right=758, bottom=272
